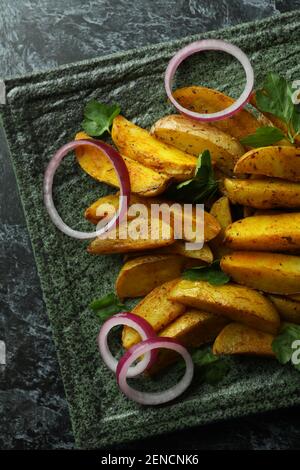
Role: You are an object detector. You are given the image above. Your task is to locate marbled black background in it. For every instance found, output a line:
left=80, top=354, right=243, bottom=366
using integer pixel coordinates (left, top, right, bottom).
left=1, top=0, right=300, bottom=450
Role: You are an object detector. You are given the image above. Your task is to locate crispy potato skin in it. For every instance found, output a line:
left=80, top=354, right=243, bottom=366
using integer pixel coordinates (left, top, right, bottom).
left=234, top=146, right=300, bottom=182
left=75, top=132, right=170, bottom=197
left=87, top=218, right=174, bottom=255
left=115, top=254, right=185, bottom=298
left=111, top=115, right=197, bottom=181
left=150, top=114, right=244, bottom=176
left=221, top=251, right=300, bottom=295
left=122, top=280, right=186, bottom=349
left=209, top=196, right=232, bottom=258
left=224, top=177, right=300, bottom=209
left=213, top=323, right=275, bottom=357
left=148, top=309, right=228, bottom=374
left=268, top=295, right=300, bottom=324
left=173, top=86, right=261, bottom=140
left=224, top=213, right=300, bottom=251
left=85, top=192, right=221, bottom=243
left=169, top=279, right=280, bottom=334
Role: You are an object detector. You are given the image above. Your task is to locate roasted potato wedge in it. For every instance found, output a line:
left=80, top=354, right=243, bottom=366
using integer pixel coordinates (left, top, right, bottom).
left=85, top=192, right=221, bottom=243
left=149, top=309, right=229, bottom=374
left=173, top=86, right=261, bottom=140
left=169, top=279, right=280, bottom=334
left=289, top=294, right=300, bottom=302
left=224, top=213, right=300, bottom=251
left=150, top=114, right=244, bottom=176
left=87, top=218, right=174, bottom=255
left=213, top=323, right=275, bottom=357
left=224, top=177, right=300, bottom=209
left=155, top=241, right=213, bottom=263
left=209, top=196, right=232, bottom=258
left=75, top=132, right=170, bottom=197
left=234, top=146, right=300, bottom=182
left=221, top=251, right=300, bottom=295
left=115, top=254, right=185, bottom=298
left=111, top=115, right=197, bottom=181
left=122, top=280, right=185, bottom=349
left=268, top=295, right=300, bottom=324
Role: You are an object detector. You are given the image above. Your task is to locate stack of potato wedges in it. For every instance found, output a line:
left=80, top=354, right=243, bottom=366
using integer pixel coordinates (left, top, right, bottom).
left=76, top=85, right=300, bottom=373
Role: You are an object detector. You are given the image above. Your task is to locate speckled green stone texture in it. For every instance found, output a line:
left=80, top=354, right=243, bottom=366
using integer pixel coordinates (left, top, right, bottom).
left=1, top=10, right=300, bottom=449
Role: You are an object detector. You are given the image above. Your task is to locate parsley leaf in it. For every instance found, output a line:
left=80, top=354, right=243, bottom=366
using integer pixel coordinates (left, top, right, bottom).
left=166, top=150, right=219, bottom=203
left=179, top=347, right=230, bottom=385
left=89, top=291, right=125, bottom=322
left=256, top=73, right=300, bottom=143
left=183, top=260, right=230, bottom=286
left=272, top=323, right=300, bottom=371
left=82, top=100, right=121, bottom=137
left=240, top=126, right=285, bottom=147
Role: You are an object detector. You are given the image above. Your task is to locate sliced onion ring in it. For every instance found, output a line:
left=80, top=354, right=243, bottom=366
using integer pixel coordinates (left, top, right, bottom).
left=43, top=139, right=130, bottom=239
left=165, top=39, right=254, bottom=122
left=116, top=337, right=194, bottom=405
left=98, top=312, right=158, bottom=378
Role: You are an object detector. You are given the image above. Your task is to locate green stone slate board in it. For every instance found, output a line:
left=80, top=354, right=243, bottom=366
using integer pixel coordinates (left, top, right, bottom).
left=2, top=10, right=300, bottom=449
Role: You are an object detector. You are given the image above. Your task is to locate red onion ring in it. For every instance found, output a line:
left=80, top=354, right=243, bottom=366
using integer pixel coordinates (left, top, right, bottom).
left=44, top=139, right=130, bottom=239
left=116, top=337, right=194, bottom=405
left=165, top=39, right=254, bottom=122
left=98, top=312, right=158, bottom=378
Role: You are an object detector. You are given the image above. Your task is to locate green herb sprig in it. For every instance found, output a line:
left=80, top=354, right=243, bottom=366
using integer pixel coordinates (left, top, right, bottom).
left=89, top=292, right=126, bottom=322
left=240, top=126, right=285, bottom=148
left=82, top=100, right=121, bottom=137
left=183, top=260, right=230, bottom=286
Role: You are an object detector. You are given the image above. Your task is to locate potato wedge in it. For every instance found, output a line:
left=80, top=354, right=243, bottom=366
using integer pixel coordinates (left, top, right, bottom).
left=173, top=86, right=261, bottom=140
left=149, top=309, right=229, bottom=373
left=122, top=280, right=186, bottom=349
left=251, top=92, right=300, bottom=147
left=150, top=114, right=244, bottom=176
left=169, top=279, right=280, bottom=334
left=289, top=294, right=300, bottom=302
left=75, top=132, right=170, bottom=196
left=115, top=254, right=185, bottom=298
left=213, top=323, right=275, bottom=357
left=111, top=115, right=197, bottom=181
left=234, top=146, right=300, bottom=182
left=87, top=218, right=174, bottom=255
left=84, top=192, right=145, bottom=224
left=224, top=213, right=300, bottom=251
left=268, top=295, right=300, bottom=324
left=221, top=251, right=300, bottom=295
left=85, top=192, right=221, bottom=243
left=209, top=196, right=232, bottom=258
left=224, top=177, right=300, bottom=209
left=154, top=241, right=213, bottom=263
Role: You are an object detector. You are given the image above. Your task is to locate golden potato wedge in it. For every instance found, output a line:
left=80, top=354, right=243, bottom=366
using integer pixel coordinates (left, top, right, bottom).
left=75, top=132, right=171, bottom=196
left=224, top=213, right=300, bottom=252
left=209, top=196, right=232, bottom=258
left=149, top=309, right=229, bottom=373
left=213, top=323, right=275, bottom=357
left=221, top=251, right=300, bottom=295
left=150, top=114, right=244, bottom=176
left=87, top=218, right=174, bottom=255
left=122, top=280, right=186, bottom=349
left=234, top=146, right=300, bottom=181
left=169, top=279, right=280, bottom=334
left=84, top=192, right=221, bottom=243
left=115, top=254, right=185, bottom=298
left=268, top=295, right=300, bottom=324
left=250, top=92, right=300, bottom=147
left=154, top=241, right=213, bottom=263
left=224, top=177, right=300, bottom=209
left=111, top=115, right=197, bottom=181
left=289, top=294, right=300, bottom=302
left=173, top=86, right=261, bottom=140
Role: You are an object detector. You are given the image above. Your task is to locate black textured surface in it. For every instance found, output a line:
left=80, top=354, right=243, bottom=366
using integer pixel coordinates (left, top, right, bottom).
left=1, top=0, right=300, bottom=450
